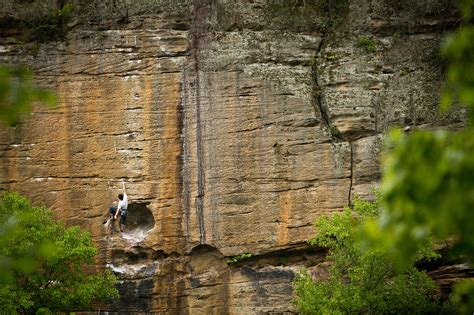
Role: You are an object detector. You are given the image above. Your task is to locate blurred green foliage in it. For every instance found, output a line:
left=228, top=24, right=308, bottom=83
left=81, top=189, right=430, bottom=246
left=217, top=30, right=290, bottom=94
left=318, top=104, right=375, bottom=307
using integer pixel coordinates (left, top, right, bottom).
left=356, top=35, right=377, bottom=53
left=329, top=124, right=341, bottom=137
left=0, top=192, right=119, bottom=313
left=293, top=196, right=451, bottom=314
left=360, top=1, right=474, bottom=312
left=0, top=65, right=56, bottom=126
left=440, top=25, right=474, bottom=123
left=227, top=252, right=253, bottom=264
left=365, top=129, right=474, bottom=265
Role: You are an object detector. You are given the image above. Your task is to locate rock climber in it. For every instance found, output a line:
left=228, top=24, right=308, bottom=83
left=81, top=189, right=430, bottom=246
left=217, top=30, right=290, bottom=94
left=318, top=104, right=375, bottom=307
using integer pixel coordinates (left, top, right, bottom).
left=115, top=180, right=128, bottom=232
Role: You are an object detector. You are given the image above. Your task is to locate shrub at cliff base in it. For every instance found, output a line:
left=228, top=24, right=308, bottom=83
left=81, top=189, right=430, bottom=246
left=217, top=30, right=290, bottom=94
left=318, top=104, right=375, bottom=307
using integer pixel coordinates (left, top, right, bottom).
left=0, top=192, right=119, bottom=313
left=293, top=196, right=453, bottom=314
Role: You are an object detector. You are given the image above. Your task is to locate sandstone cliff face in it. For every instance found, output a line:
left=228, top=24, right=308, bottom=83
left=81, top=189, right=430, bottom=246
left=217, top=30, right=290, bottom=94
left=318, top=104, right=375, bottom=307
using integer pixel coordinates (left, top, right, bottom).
left=0, top=0, right=465, bottom=313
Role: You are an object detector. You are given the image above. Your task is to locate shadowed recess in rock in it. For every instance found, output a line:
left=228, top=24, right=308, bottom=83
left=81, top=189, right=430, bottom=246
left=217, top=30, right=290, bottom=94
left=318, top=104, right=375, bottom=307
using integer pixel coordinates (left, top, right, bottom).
left=189, top=243, right=224, bottom=256
left=115, top=278, right=154, bottom=312
left=111, top=247, right=169, bottom=264
left=122, top=202, right=155, bottom=242
left=108, top=250, right=157, bottom=278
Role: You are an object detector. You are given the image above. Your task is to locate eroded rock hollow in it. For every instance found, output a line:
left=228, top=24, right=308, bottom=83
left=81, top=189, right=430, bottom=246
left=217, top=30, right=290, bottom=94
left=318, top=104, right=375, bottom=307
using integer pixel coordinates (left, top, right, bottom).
left=0, top=0, right=466, bottom=313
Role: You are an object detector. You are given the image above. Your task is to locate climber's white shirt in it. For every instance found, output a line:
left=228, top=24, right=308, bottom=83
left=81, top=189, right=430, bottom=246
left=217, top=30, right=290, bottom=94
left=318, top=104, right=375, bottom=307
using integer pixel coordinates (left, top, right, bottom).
left=118, top=193, right=128, bottom=211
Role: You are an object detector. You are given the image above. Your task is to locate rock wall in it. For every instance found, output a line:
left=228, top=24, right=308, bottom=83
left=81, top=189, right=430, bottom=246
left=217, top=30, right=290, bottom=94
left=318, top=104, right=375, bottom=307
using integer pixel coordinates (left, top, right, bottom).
left=0, top=0, right=465, bottom=313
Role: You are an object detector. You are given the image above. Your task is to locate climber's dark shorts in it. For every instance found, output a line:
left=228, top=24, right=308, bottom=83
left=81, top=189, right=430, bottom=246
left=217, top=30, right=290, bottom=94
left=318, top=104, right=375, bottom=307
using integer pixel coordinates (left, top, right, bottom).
left=109, top=206, right=117, bottom=216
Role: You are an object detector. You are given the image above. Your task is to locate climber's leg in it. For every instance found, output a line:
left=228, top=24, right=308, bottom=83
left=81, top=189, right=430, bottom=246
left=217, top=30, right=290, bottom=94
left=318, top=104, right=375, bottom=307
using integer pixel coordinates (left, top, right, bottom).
left=119, top=209, right=127, bottom=232
left=106, top=206, right=118, bottom=232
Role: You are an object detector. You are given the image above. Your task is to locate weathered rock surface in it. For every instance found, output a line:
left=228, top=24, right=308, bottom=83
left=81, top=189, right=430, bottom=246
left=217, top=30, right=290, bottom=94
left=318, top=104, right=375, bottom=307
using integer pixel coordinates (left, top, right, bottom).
left=0, top=0, right=467, bottom=313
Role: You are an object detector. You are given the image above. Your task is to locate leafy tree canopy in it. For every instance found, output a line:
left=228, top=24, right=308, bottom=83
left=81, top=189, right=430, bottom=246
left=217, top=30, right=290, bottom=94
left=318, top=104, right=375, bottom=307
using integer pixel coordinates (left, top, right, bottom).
left=0, top=192, right=119, bottom=314
left=293, top=196, right=450, bottom=315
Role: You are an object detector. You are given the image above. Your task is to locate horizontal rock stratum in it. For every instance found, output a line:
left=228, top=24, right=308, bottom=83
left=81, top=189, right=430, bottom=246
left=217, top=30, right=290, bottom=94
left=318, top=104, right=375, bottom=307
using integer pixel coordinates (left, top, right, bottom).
left=0, top=0, right=466, bottom=313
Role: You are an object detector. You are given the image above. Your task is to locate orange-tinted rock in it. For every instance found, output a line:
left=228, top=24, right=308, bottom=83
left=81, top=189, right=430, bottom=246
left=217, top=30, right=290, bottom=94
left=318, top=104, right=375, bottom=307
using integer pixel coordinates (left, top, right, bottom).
left=0, top=0, right=467, bottom=313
